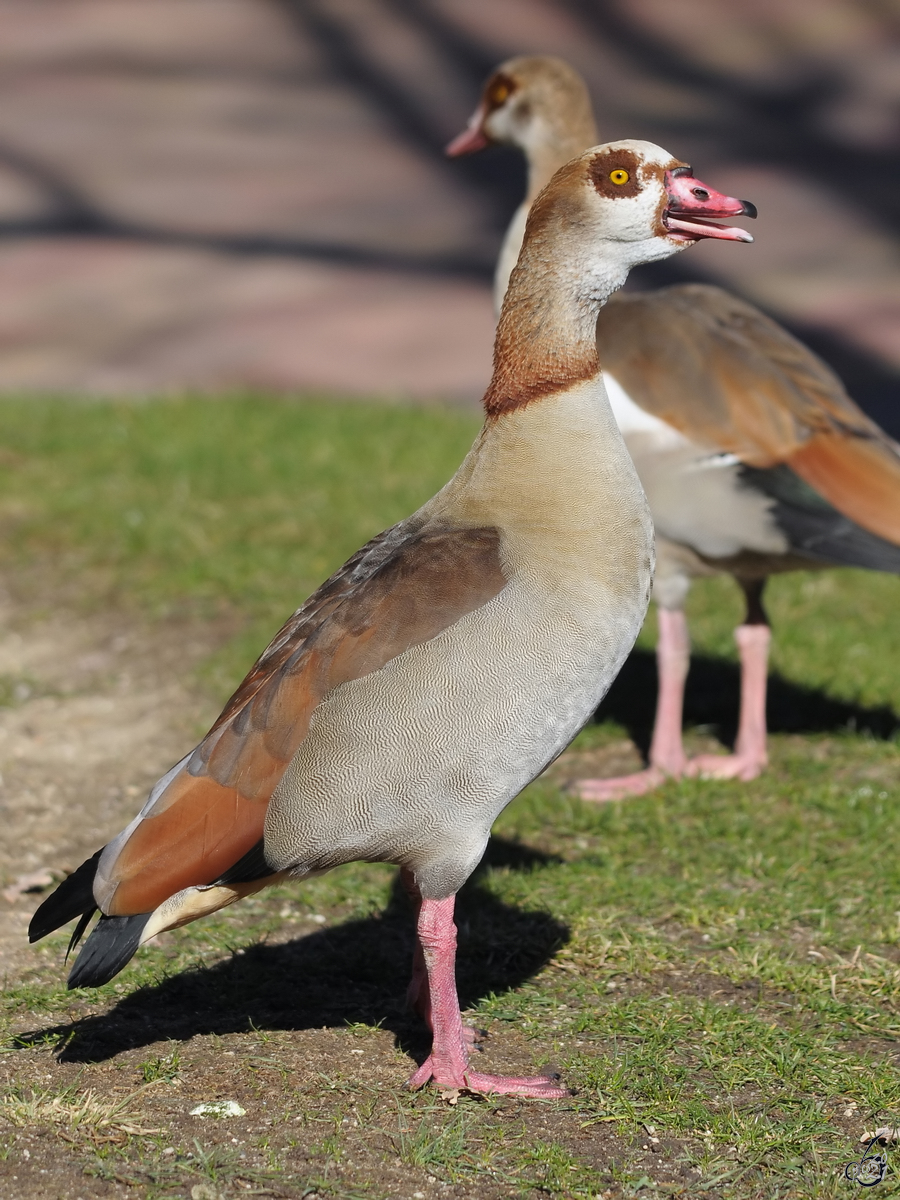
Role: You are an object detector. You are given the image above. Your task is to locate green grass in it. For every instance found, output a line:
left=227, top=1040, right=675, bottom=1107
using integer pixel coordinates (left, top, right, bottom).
left=1, top=395, right=899, bottom=1198
left=0, top=395, right=480, bottom=689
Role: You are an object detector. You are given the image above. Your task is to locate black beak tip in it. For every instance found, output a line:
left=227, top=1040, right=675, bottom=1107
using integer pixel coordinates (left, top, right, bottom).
left=741, top=199, right=758, bottom=219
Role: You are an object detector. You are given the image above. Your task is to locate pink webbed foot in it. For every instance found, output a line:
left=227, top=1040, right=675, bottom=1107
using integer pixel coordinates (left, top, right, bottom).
left=409, top=896, right=569, bottom=1099
left=683, top=622, right=770, bottom=783
left=685, top=622, right=769, bottom=782
left=684, top=752, right=766, bottom=782
left=408, top=1055, right=568, bottom=1098
left=571, top=765, right=674, bottom=802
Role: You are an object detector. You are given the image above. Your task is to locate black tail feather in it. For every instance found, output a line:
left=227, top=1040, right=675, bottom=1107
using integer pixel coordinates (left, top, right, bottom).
left=66, top=907, right=98, bottom=961
left=740, top=464, right=900, bottom=573
left=28, top=849, right=104, bottom=943
left=214, top=838, right=273, bottom=885
left=68, top=913, right=151, bottom=989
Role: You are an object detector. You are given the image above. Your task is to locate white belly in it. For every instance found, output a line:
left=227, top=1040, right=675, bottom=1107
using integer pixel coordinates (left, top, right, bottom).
left=604, top=372, right=787, bottom=560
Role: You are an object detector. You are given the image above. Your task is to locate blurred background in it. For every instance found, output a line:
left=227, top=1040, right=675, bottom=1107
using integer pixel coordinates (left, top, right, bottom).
left=0, top=0, right=898, bottom=427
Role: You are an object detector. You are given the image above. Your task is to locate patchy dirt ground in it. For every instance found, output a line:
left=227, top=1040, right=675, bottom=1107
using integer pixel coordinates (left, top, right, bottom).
left=0, top=596, right=228, bottom=985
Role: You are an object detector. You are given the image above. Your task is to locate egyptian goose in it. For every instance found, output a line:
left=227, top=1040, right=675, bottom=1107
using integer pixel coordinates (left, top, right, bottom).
left=449, top=56, right=900, bottom=800
left=29, top=142, right=751, bottom=1095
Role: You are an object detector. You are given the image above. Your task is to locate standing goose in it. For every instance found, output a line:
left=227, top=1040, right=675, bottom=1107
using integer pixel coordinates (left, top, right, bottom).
left=449, top=56, right=900, bottom=800
left=30, top=142, right=751, bottom=1095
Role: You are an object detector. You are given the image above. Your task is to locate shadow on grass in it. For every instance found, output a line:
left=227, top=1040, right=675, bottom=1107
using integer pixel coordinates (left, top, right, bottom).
left=599, top=648, right=900, bottom=759
left=20, top=837, right=566, bottom=1066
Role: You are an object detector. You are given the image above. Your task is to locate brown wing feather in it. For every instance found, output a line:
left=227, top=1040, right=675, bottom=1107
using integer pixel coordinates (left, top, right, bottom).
left=597, top=284, right=900, bottom=544
left=103, top=523, right=506, bottom=915
left=597, top=284, right=893, bottom=460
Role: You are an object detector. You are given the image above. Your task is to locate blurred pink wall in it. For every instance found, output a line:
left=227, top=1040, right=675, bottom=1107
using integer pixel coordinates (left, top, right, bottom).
left=0, top=0, right=897, bottom=421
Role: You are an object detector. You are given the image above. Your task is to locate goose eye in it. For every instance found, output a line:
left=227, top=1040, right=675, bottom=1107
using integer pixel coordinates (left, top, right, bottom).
left=609, top=169, right=630, bottom=185
left=488, top=80, right=510, bottom=106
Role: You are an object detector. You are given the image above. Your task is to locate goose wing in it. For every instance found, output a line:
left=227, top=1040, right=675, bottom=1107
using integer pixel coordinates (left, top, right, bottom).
left=32, top=520, right=507, bottom=931
left=598, top=284, right=900, bottom=545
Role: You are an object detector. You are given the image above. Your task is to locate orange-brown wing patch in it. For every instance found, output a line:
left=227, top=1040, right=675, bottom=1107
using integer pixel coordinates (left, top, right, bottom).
left=788, top=433, right=900, bottom=545
left=106, top=774, right=265, bottom=915
left=597, top=283, right=900, bottom=543
left=104, top=524, right=506, bottom=916
left=597, top=284, right=890, bottom=464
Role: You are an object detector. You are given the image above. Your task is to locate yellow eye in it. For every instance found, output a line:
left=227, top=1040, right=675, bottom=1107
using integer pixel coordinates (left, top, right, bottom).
left=487, top=76, right=513, bottom=108
left=609, top=169, right=630, bottom=185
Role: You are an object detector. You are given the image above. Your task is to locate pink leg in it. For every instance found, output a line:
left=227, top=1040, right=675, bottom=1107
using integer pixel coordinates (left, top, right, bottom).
left=687, top=623, right=770, bottom=781
left=400, top=869, right=481, bottom=1045
left=406, top=897, right=568, bottom=1097
left=574, top=608, right=690, bottom=802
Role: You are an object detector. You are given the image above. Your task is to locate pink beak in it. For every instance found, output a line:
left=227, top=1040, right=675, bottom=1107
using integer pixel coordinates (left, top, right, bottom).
left=663, top=168, right=756, bottom=243
left=445, top=105, right=490, bottom=157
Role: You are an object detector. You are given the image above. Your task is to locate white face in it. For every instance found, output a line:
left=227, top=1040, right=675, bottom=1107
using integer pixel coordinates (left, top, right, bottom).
left=510, top=137, right=754, bottom=311
left=573, top=140, right=687, bottom=277
left=483, top=85, right=538, bottom=148
left=575, top=140, right=753, bottom=260
left=477, top=65, right=583, bottom=154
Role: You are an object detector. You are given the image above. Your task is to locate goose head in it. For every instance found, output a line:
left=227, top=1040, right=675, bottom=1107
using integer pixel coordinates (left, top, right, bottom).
left=487, top=141, right=756, bottom=415
left=446, top=56, right=596, bottom=166
left=513, top=140, right=754, bottom=304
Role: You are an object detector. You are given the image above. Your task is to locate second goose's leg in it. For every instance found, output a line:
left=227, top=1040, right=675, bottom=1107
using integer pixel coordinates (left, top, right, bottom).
left=687, top=579, right=769, bottom=781
left=573, top=606, right=690, bottom=801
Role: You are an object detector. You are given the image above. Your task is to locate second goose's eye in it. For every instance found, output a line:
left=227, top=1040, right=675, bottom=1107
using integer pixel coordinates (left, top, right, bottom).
left=486, top=75, right=514, bottom=108
left=609, top=169, right=630, bottom=185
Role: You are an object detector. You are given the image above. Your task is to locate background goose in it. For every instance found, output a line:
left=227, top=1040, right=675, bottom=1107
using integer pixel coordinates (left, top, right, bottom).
left=449, top=56, right=900, bottom=800
left=29, top=141, right=751, bottom=1095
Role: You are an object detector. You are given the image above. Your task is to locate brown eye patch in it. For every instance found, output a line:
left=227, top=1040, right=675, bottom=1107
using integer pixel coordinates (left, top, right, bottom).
left=484, top=72, right=517, bottom=112
left=589, top=149, right=643, bottom=199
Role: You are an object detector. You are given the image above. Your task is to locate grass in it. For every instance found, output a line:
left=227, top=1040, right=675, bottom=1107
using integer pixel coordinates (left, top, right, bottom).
left=0, top=394, right=481, bottom=689
left=0, top=1078, right=159, bottom=1136
left=0, top=395, right=898, bottom=1198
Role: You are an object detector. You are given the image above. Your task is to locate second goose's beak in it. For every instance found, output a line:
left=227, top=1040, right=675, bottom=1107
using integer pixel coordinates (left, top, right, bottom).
left=664, top=167, right=756, bottom=243
left=445, top=106, right=491, bottom=156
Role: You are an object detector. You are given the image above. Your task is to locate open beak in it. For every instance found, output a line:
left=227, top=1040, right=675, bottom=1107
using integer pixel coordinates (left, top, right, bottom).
left=445, top=105, right=491, bottom=157
left=663, top=168, right=756, bottom=243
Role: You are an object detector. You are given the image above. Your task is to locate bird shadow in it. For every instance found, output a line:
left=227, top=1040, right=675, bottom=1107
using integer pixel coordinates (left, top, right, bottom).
left=597, top=648, right=900, bottom=760
left=17, top=837, right=566, bottom=1067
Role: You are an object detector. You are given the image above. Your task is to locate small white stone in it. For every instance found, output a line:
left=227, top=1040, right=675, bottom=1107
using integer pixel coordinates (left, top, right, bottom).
left=191, top=1185, right=222, bottom=1200
left=189, top=1100, right=246, bottom=1118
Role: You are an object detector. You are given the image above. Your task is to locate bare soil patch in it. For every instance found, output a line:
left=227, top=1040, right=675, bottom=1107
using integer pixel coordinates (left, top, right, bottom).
left=0, top=596, right=229, bottom=986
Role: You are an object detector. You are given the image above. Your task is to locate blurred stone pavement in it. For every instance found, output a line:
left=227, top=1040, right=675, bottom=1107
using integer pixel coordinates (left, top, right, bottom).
left=0, top=0, right=898, bottom=425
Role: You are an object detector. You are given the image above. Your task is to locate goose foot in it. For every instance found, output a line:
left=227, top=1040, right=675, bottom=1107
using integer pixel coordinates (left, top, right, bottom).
left=409, top=896, right=568, bottom=1098
left=685, top=752, right=766, bottom=782
left=570, top=766, right=673, bottom=802
left=684, top=622, right=768, bottom=782
left=408, top=1055, right=568, bottom=1097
